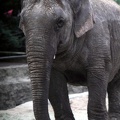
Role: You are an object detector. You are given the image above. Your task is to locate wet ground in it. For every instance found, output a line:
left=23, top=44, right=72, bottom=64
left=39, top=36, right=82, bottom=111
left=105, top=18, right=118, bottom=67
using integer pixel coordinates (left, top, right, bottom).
left=0, top=92, right=88, bottom=120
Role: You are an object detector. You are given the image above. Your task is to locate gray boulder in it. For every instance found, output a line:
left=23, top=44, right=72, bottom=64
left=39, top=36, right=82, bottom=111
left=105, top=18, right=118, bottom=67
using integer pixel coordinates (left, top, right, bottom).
left=0, top=64, right=32, bottom=110
left=0, top=62, right=87, bottom=110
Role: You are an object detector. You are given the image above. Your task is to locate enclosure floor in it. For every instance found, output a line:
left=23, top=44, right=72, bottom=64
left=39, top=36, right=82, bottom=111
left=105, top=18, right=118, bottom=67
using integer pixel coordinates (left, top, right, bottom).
left=0, top=92, right=88, bottom=120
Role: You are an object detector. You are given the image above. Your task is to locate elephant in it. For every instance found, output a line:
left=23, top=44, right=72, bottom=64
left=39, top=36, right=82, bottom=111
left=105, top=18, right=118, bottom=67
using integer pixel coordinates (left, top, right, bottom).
left=19, top=0, right=120, bottom=120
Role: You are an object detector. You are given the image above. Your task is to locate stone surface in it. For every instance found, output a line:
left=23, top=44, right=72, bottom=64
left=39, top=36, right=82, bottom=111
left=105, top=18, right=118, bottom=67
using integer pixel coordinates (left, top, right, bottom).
left=68, top=84, right=88, bottom=94
left=0, top=64, right=32, bottom=110
left=0, top=62, right=87, bottom=110
left=0, top=92, right=88, bottom=120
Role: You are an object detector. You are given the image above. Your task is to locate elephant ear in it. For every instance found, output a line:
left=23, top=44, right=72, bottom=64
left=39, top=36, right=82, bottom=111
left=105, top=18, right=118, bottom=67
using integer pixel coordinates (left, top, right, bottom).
left=70, top=0, right=94, bottom=38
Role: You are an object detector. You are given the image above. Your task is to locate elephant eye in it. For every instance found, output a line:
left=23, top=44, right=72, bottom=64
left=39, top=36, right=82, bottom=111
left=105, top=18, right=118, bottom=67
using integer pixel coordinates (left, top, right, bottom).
left=55, top=17, right=65, bottom=31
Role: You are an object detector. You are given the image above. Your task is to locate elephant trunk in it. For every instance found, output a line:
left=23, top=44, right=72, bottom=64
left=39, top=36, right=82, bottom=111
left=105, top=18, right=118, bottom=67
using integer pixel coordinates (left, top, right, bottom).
left=26, top=29, right=55, bottom=120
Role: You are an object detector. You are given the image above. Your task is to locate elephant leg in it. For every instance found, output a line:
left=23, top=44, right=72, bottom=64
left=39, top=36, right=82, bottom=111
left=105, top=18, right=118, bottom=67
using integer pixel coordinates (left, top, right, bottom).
left=49, top=68, right=75, bottom=120
left=87, top=67, right=109, bottom=120
left=108, top=74, right=120, bottom=120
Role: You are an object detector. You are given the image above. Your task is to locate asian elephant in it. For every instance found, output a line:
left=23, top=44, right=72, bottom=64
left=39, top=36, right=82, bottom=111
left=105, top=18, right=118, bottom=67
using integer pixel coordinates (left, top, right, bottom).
left=19, top=0, right=120, bottom=120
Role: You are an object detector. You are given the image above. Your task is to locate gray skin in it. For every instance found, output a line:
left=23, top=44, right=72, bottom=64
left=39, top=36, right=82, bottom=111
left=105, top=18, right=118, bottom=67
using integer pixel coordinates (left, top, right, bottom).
left=20, top=0, right=120, bottom=120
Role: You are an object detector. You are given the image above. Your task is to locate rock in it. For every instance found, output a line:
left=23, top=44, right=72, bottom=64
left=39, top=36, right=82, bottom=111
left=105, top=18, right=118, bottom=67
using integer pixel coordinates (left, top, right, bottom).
left=0, top=62, right=87, bottom=110
left=0, top=92, right=108, bottom=120
left=0, top=64, right=32, bottom=110
left=0, top=92, right=89, bottom=120
left=68, top=84, right=88, bottom=94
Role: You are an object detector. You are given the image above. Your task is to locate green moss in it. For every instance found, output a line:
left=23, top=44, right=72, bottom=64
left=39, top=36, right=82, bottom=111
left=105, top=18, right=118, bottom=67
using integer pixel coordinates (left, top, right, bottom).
left=114, top=0, right=120, bottom=4
left=0, top=0, right=25, bottom=52
left=0, top=18, right=25, bottom=52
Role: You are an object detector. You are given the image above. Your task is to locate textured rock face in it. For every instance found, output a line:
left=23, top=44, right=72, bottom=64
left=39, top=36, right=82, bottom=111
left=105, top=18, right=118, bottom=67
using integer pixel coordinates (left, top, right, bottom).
left=0, top=93, right=89, bottom=120
left=0, top=63, right=87, bottom=110
left=0, top=65, right=32, bottom=110
left=68, top=84, right=88, bottom=94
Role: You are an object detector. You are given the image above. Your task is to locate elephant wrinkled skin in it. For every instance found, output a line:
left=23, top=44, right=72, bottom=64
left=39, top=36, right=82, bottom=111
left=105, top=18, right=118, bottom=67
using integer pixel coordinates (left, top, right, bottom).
left=20, top=0, right=120, bottom=120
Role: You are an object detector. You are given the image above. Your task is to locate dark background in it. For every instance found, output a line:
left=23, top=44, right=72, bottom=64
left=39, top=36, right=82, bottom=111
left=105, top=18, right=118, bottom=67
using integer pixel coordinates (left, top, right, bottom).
left=0, top=0, right=25, bottom=53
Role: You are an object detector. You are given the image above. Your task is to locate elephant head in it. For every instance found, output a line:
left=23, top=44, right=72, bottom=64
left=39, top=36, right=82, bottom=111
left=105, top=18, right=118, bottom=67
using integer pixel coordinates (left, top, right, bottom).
left=19, top=0, right=94, bottom=119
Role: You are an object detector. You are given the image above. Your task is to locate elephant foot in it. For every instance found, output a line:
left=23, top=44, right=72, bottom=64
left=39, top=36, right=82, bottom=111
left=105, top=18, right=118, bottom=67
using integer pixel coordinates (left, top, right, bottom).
left=56, top=118, right=75, bottom=120
left=109, top=113, right=120, bottom=120
left=56, top=115, right=75, bottom=120
left=110, top=118, right=117, bottom=120
left=109, top=117, right=120, bottom=120
left=88, top=117, right=109, bottom=120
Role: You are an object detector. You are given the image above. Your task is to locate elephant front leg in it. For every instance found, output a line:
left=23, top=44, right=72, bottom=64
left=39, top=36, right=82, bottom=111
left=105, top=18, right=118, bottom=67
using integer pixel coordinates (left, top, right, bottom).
left=49, top=68, right=75, bottom=120
left=87, top=67, right=109, bottom=120
left=107, top=73, right=120, bottom=120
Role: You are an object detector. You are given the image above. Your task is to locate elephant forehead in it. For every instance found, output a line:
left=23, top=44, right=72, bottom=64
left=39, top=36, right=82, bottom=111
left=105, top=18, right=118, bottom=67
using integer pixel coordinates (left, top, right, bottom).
left=23, top=3, right=61, bottom=19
